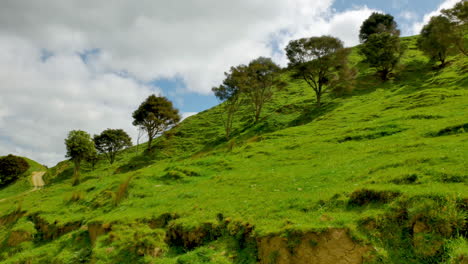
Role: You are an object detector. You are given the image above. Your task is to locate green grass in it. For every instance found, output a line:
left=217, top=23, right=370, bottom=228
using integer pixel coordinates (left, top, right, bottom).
left=0, top=36, right=467, bottom=263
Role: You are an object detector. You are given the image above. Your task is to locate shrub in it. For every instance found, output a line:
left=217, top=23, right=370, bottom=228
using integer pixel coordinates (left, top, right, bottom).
left=0, top=155, right=30, bottom=186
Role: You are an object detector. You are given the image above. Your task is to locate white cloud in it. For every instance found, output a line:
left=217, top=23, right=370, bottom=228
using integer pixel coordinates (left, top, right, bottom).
left=181, top=112, right=198, bottom=121
left=412, top=0, right=461, bottom=34
left=0, top=0, right=379, bottom=165
left=399, top=11, right=418, bottom=21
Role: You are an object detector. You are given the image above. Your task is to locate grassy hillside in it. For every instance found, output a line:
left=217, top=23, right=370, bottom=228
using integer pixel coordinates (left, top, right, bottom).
left=0, top=157, right=46, bottom=201
left=0, top=36, right=467, bottom=264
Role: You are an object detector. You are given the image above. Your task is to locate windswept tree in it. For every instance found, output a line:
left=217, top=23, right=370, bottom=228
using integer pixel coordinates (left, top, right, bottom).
left=441, top=0, right=468, bottom=56
left=94, top=129, right=132, bottom=164
left=360, top=33, right=404, bottom=81
left=286, top=35, right=351, bottom=107
left=359, top=12, right=400, bottom=43
left=418, top=15, right=458, bottom=66
left=132, top=95, right=181, bottom=151
left=243, top=57, right=284, bottom=122
left=0, top=155, right=30, bottom=187
left=65, top=130, right=95, bottom=185
left=212, top=66, right=244, bottom=139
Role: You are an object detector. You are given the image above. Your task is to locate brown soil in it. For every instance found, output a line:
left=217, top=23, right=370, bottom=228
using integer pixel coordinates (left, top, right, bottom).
left=257, top=228, right=371, bottom=264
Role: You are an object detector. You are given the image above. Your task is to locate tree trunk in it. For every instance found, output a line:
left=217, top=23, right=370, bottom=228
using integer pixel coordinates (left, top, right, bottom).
left=147, top=136, right=153, bottom=151
left=72, top=159, right=81, bottom=186
left=316, top=92, right=321, bottom=107
left=381, top=69, right=389, bottom=81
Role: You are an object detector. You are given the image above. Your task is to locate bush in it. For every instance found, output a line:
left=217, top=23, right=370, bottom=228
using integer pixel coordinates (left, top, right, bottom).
left=0, top=155, right=30, bottom=186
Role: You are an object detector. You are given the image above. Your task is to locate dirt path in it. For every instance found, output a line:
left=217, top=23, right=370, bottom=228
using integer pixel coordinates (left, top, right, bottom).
left=31, top=171, right=46, bottom=189
left=0, top=171, right=46, bottom=203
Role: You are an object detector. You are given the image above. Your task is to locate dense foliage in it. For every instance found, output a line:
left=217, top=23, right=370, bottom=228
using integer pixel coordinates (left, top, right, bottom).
left=359, top=12, right=400, bottom=43
left=286, top=35, right=350, bottom=106
left=0, top=155, right=29, bottom=186
left=360, top=32, right=403, bottom=80
left=441, top=0, right=468, bottom=56
left=418, top=16, right=457, bottom=66
left=94, top=129, right=132, bottom=164
left=132, top=95, right=181, bottom=151
left=65, top=130, right=95, bottom=185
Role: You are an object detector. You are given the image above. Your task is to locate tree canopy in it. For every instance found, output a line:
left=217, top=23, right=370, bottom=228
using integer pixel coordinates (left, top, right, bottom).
left=360, top=32, right=403, bottom=81
left=94, top=129, right=132, bottom=164
left=0, top=155, right=30, bottom=186
left=359, top=12, right=400, bottom=43
left=286, top=35, right=350, bottom=106
left=243, top=57, right=283, bottom=122
left=441, top=0, right=468, bottom=56
left=418, top=15, right=457, bottom=66
left=132, top=95, right=180, bottom=151
left=212, top=66, right=245, bottom=139
left=65, top=130, right=95, bottom=185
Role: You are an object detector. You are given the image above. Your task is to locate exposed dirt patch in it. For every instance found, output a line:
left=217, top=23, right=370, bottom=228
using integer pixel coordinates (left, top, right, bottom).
left=30, top=214, right=82, bottom=241
left=7, top=230, right=33, bottom=246
left=165, top=222, right=222, bottom=249
left=257, top=229, right=371, bottom=264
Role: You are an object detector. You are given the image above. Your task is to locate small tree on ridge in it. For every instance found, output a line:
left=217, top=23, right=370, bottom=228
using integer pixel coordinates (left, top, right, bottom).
left=132, top=95, right=181, bottom=151
left=65, top=130, right=95, bottom=185
left=94, top=128, right=132, bottom=164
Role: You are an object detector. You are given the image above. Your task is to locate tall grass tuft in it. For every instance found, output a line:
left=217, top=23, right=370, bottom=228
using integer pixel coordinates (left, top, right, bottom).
left=111, top=176, right=133, bottom=206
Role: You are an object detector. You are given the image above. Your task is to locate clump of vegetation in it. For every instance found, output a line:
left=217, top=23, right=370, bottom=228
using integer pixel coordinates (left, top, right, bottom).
left=0, top=155, right=30, bottom=187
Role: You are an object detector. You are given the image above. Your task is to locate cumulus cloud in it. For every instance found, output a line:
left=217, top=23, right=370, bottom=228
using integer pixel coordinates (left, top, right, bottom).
left=0, top=0, right=379, bottom=165
left=412, top=0, right=461, bottom=34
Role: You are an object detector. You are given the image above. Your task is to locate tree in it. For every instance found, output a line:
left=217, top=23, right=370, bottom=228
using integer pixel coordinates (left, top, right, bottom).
left=285, top=35, right=351, bottom=107
left=65, top=130, right=95, bottom=185
left=243, top=57, right=284, bottom=122
left=212, top=66, right=244, bottom=139
left=86, top=148, right=99, bottom=170
left=418, top=15, right=458, bottom=66
left=359, top=12, right=400, bottom=43
left=441, top=0, right=468, bottom=56
left=94, top=129, right=132, bottom=164
left=0, top=155, right=30, bottom=186
left=132, top=95, right=181, bottom=151
left=360, top=33, right=404, bottom=81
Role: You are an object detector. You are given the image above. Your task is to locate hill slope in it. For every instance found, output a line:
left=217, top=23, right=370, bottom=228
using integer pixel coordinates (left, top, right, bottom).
left=0, top=36, right=467, bottom=264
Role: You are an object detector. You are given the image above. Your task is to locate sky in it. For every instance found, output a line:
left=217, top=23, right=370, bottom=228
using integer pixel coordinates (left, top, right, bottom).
left=0, top=0, right=461, bottom=166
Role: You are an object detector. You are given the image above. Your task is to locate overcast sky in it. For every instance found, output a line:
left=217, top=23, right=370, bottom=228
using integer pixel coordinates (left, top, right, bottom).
left=0, top=0, right=460, bottom=166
